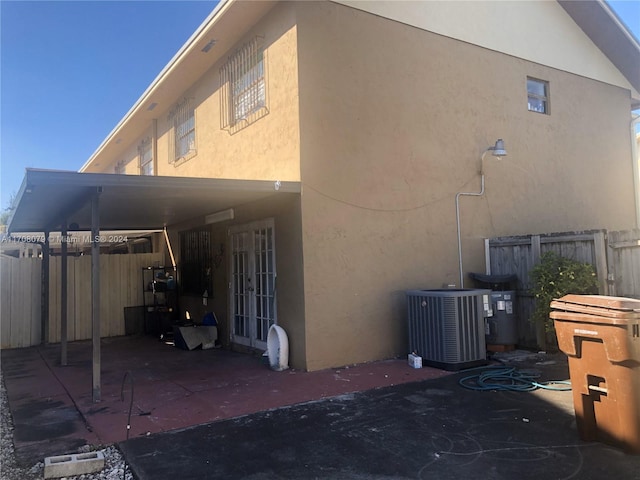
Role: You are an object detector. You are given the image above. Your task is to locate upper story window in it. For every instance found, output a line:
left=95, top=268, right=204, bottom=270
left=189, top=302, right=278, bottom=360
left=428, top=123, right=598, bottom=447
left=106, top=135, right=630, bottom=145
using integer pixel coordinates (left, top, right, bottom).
left=169, top=98, right=196, bottom=165
left=527, top=77, right=549, bottom=114
left=220, top=37, right=267, bottom=132
left=138, top=137, right=153, bottom=175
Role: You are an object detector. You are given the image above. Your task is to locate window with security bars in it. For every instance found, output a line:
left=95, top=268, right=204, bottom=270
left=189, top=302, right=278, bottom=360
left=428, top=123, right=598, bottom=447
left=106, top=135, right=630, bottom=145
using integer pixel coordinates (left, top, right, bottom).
left=527, top=77, right=549, bottom=114
left=114, top=160, right=126, bottom=174
left=138, top=137, right=153, bottom=175
left=169, top=98, right=196, bottom=165
left=220, top=37, right=267, bottom=130
left=180, top=229, right=212, bottom=296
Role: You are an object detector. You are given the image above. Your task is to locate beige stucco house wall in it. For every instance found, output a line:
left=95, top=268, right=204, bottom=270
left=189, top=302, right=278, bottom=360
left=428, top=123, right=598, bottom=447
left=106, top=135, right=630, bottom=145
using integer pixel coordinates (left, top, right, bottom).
left=87, top=2, right=301, bottom=182
left=78, top=0, right=639, bottom=371
left=294, top=1, right=636, bottom=369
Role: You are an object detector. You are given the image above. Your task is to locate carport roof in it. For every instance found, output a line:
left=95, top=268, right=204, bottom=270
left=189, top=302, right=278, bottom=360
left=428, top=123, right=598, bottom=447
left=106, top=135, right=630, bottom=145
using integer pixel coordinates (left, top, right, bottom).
left=7, top=169, right=301, bottom=233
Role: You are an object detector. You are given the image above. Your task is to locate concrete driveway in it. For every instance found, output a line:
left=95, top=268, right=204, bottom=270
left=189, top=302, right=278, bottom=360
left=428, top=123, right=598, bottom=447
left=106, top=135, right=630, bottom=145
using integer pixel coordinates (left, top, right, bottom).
left=119, top=354, right=640, bottom=480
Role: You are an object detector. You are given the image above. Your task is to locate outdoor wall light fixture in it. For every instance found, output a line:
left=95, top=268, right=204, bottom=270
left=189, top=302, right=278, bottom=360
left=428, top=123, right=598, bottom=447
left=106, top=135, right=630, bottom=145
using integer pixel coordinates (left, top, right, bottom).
left=455, top=139, right=508, bottom=288
left=489, top=139, right=507, bottom=158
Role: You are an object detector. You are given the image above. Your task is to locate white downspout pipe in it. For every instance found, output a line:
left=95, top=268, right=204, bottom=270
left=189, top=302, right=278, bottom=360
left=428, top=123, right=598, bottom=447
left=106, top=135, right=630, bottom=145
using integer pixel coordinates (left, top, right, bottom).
left=455, top=140, right=507, bottom=288
left=456, top=174, right=485, bottom=289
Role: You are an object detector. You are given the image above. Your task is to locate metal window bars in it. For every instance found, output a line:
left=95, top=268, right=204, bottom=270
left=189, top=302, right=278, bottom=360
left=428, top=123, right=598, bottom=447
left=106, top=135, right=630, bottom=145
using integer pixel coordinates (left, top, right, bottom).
left=168, top=97, right=196, bottom=165
left=138, top=137, right=153, bottom=175
left=220, top=37, right=266, bottom=131
left=179, top=229, right=211, bottom=295
left=114, top=160, right=126, bottom=174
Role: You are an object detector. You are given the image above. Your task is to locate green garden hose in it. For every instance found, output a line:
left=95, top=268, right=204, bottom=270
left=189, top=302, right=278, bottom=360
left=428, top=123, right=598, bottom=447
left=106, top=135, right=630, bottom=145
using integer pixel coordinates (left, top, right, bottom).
left=458, top=365, right=572, bottom=392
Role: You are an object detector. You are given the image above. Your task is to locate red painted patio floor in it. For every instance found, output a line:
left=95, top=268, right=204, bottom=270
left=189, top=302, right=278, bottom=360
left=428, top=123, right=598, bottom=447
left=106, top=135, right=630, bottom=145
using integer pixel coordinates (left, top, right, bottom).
left=3, top=335, right=451, bottom=448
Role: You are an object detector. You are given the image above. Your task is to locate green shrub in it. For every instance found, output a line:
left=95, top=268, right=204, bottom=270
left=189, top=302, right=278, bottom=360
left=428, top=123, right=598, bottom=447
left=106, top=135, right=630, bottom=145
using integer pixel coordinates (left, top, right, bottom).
left=530, top=251, right=598, bottom=333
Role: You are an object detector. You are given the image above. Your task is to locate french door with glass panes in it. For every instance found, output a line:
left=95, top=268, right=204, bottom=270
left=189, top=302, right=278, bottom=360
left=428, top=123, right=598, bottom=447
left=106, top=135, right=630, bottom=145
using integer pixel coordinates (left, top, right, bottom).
left=229, top=219, right=277, bottom=350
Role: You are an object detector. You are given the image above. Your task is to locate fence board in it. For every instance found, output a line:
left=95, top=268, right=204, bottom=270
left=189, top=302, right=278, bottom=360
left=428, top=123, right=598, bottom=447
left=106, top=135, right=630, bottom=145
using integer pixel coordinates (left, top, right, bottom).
left=30, top=257, right=41, bottom=345
left=1, top=256, right=41, bottom=348
left=110, top=255, right=121, bottom=337
left=11, top=257, right=26, bottom=347
left=100, top=255, right=111, bottom=338
left=1, top=257, right=11, bottom=347
left=49, top=256, right=60, bottom=343
left=593, top=231, right=609, bottom=295
left=69, top=256, right=77, bottom=341
left=76, top=255, right=92, bottom=341
left=608, top=229, right=640, bottom=299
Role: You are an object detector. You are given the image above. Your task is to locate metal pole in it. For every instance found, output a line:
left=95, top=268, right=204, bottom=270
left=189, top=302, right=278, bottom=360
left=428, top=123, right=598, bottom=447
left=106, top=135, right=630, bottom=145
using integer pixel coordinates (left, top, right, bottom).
left=91, top=192, right=101, bottom=403
left=61, top=221, right=68, bottom=366
left=455, top=175, right=485, bottom=288
left=455, top=142, right=507, bottom=288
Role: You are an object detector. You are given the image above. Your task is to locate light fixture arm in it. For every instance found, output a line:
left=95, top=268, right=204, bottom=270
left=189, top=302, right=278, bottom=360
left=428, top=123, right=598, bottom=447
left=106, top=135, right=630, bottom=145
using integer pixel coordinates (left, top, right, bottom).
left=455, top=140, right=507, bottom=288
left=479, top=148, right=490, bottom=175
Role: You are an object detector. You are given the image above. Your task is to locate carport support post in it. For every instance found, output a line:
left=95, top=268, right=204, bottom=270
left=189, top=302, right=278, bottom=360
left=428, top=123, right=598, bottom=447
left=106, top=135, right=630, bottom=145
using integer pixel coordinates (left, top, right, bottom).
left=91, top=192, right=101, bottom=403
left=60, top=221, right=68, bottom=366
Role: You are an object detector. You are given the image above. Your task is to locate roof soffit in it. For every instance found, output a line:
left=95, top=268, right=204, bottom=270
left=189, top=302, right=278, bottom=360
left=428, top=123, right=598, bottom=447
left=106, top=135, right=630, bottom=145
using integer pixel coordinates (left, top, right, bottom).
left=559, top=0, right=640, bottom=100
left=7, top=169, right=301, bottom=233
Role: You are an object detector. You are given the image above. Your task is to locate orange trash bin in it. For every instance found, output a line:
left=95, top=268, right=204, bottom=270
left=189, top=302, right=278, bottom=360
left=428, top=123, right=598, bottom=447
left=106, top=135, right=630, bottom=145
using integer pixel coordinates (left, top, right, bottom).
left=550, top=294, right=640, bottom=454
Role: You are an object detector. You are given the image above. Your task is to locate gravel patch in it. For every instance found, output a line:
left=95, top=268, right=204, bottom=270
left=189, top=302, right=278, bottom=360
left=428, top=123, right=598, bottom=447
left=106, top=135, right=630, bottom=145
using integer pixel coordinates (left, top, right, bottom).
left=0, top=372, right=133, bottom=480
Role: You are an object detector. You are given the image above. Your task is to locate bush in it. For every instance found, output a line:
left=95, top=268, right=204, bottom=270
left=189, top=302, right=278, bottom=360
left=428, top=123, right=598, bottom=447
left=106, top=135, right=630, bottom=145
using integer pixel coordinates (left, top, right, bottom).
left=530, top=251, right=598, bottom=333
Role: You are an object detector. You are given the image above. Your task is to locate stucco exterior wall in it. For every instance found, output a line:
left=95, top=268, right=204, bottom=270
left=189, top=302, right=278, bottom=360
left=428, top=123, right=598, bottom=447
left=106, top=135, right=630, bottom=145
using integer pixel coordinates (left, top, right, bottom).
left=166, top=193, right=306, bottom=369
left=90, top=2, right=300, bottom=183
left=296, top=1, right=637, bottom=370
left=333, top=0, right=639, bottom=100
left=156, top=3, right=299, bottom=182
left=108, top=125, right=154, bottom=175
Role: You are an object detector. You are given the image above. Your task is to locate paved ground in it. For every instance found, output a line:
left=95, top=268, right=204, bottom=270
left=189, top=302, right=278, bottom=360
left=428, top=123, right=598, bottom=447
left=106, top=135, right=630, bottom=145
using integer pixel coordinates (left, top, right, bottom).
left=119, top=355, right=640, bottom=480
left=4, top=339, right=640, bottom=479
left=1, top=336, right=447, bottom=466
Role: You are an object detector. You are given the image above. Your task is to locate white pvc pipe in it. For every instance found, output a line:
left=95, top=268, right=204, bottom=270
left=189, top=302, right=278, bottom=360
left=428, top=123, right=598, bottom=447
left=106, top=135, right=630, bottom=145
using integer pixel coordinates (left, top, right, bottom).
left=267, top=324, right=289, bottom=371
left=456, top=174, right=485, bottom=288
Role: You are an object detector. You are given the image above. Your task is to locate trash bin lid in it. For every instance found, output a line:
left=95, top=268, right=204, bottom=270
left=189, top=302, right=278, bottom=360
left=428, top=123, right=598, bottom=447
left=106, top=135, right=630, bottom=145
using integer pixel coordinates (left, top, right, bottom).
left=468, top=273, right=517, bottom=285
left=551, top=295, right=640, bottom=319
left=549, top=310, right=638, bottom=326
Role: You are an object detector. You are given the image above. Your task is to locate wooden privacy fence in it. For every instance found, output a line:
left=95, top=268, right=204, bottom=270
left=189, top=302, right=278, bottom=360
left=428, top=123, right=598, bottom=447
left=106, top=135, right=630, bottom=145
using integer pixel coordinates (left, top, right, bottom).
left=1, top=252, right=163, bottom=348
left=0, top=255, right=41, bottom=348
left=484, top=229, right=640, bottom=348
left=607, top=229, right=640, bottom=299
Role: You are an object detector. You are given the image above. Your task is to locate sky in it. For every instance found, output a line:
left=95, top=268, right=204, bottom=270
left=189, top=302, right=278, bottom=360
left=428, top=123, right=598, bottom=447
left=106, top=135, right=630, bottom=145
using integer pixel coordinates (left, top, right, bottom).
left=1, top=0, right=639, bottom=211
left=0, top=0, right=217, bottom=209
